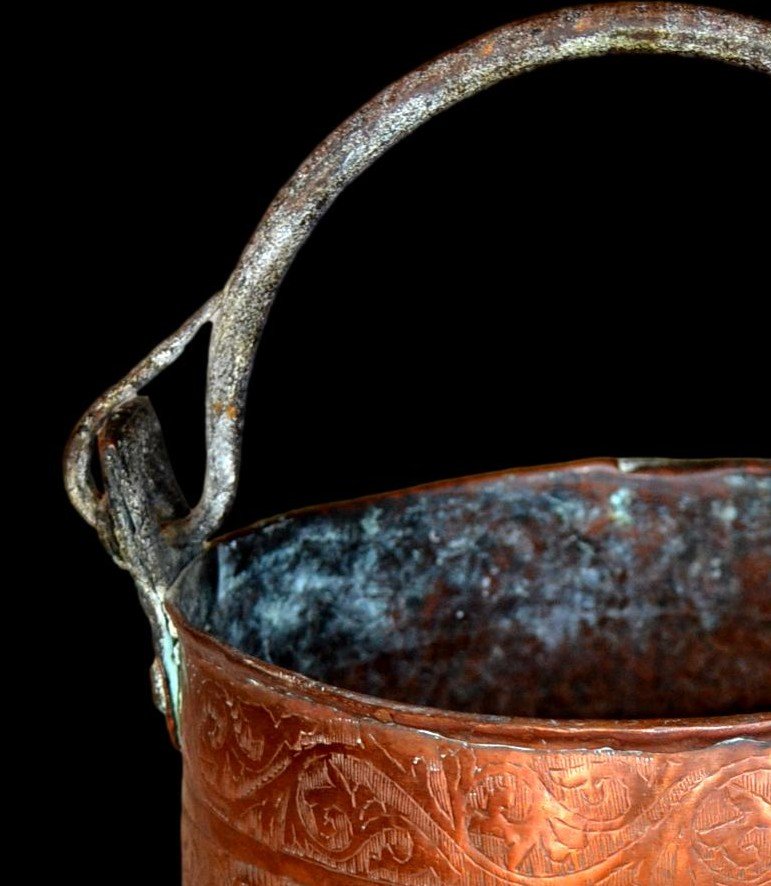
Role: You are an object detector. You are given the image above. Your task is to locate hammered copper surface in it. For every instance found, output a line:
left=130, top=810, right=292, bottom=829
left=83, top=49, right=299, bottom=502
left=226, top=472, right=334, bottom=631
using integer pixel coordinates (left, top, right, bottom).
left=64, top=4, right=771, bottom=884
left=176, top=630, right=771, bottom=886
left=172, top=460, right=770, bottom=885
left=177, top=461, right=770, bottom=721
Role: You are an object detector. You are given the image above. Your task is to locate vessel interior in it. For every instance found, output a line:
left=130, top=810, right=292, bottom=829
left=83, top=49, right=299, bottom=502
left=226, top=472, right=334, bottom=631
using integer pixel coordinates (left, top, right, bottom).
left=173, top=462, right=770, bottom=719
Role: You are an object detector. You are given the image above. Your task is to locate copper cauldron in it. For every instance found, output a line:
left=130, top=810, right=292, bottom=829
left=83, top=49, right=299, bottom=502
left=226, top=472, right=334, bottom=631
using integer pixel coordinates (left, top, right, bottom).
left=66, top=5, right=770, bottom=884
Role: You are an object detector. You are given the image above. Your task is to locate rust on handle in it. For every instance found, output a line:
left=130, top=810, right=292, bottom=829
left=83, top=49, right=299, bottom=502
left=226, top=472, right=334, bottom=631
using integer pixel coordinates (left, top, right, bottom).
left=64, top=4, right=770, bottom=883
left=64, top=3, right=771, bottom=553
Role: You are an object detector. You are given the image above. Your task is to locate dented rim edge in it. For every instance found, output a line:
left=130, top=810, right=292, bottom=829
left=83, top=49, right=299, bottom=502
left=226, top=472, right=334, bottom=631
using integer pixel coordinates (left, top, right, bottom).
left=167, top=456, right=771, bottom=752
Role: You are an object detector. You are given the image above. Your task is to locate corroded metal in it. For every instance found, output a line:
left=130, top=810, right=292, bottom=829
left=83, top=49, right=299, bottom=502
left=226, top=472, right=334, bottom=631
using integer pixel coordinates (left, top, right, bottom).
left=65, top=2, right=771, bottom=545
left=174, top=459, right=770, bottom=883
left=65, top=4, right=770, bottom=883
left=177, top=460, right=770, bottom=721
left=64, top=3, right=771, bottom=731
left=174, top=458, right=770, bottom=883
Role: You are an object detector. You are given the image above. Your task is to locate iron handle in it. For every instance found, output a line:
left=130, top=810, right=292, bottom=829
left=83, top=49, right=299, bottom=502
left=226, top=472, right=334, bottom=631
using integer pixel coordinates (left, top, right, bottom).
left=63, top=3, right=771, bottom=735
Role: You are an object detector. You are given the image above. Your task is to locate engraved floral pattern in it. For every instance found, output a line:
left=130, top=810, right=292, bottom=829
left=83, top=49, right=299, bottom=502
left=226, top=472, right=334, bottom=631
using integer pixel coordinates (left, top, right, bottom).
left=181, top=655, right=770, bottom=885
left=692, top=768, right=771, bottom=883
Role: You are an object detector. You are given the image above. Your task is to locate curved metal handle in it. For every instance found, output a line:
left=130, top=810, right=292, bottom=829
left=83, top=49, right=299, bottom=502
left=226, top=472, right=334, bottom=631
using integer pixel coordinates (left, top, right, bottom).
left=67, top=3, right=771, bottom=544
left=64, top=2, right=771, bottom=733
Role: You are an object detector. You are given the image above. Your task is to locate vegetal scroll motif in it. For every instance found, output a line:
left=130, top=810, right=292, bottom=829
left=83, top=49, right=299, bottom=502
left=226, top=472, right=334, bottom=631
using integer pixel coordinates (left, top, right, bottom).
left=181, top=655, right=770, bottom=885
left=692, top=768, right=770, bottom=882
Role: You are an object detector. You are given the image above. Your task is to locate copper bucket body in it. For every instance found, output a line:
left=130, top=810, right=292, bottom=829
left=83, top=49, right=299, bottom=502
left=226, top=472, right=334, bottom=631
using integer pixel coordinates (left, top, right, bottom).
left=173, top=459, right=770, bottom=884
left=65, top=5, right=771, bottom=884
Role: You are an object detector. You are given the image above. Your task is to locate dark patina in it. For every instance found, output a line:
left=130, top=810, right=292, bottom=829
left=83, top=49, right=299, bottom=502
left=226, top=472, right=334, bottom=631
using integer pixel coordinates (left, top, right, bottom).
left=65, top=4, right=770, bottom=883
left=176, top=458, right=770, bottom=720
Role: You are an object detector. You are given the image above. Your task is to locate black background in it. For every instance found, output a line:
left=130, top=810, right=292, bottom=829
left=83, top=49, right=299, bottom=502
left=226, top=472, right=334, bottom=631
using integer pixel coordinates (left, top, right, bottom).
left=43, top=2, right=768, bottom=879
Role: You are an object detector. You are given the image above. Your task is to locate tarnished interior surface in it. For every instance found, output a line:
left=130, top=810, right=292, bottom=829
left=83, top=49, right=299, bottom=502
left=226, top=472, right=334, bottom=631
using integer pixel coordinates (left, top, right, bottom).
left=174, top=461, right=770, bottom=720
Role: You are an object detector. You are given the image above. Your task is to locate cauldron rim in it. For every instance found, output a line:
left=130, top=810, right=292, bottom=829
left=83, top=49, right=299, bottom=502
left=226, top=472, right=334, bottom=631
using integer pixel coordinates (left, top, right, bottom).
left=168, top=456, right=771, bottom=753
left=192, top=455, right=770, bottom=548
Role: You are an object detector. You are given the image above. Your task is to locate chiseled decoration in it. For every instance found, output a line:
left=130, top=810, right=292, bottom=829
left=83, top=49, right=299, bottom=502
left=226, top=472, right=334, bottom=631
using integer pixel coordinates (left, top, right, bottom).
left=64, top=4, right=770, bottom=883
